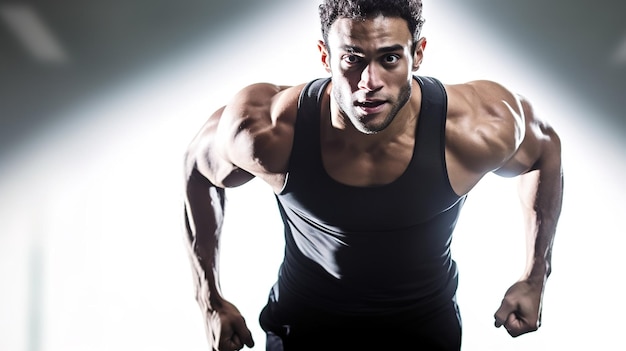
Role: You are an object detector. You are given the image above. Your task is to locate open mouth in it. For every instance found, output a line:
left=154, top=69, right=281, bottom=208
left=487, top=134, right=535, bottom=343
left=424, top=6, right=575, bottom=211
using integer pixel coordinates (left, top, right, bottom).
left=355, top=100, right=386, bottom=114
left=356, top=100, right=385, bottom=108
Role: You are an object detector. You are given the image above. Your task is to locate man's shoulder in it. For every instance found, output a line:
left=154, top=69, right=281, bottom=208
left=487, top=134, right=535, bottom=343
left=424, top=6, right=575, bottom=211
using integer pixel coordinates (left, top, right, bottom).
left=443, top=79, right=525, bottom=175
left=267, top=78, right=332, bottom=121
left=234, top=82, right=306, bottom=104
left=441, top=80, right=523, bottom=136
left=444, top=80, right=518, bottom=111
left=223, top=81, right=310, bottom=127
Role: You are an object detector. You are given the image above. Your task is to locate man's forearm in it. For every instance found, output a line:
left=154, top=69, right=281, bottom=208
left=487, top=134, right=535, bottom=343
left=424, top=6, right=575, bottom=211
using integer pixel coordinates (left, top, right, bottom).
left=184, top=168, right=227, bottom=310
left=518, top=134, right=563, bottom=282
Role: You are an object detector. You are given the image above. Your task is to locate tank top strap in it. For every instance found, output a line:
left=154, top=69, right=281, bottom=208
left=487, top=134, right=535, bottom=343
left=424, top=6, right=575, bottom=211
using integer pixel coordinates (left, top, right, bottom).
left=285, top=78, right=331, bottom=179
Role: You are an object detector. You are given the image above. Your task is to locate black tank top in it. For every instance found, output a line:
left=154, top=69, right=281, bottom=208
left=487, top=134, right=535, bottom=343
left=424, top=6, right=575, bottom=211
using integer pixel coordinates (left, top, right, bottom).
left=271, top=76, right=466, bottom=323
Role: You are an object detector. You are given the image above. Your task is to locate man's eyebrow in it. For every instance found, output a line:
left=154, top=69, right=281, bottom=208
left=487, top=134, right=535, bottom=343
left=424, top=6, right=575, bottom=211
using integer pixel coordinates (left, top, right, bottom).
left=342, top=45, right=363, bottom=54
left=377, top=44, right=404, bottom=53
left=341, top=44, right=404, bottom=54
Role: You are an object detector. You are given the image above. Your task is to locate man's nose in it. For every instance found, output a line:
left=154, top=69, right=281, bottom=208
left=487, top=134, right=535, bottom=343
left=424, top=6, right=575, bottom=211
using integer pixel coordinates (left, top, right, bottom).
left=357, top=63, right=383, bottom=91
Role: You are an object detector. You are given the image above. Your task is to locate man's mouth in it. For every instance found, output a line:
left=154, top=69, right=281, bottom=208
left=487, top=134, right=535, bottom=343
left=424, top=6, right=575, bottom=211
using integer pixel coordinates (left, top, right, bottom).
left=356, top=100, right=385, bottom=108
left=355, top=100, right=386, bottom=114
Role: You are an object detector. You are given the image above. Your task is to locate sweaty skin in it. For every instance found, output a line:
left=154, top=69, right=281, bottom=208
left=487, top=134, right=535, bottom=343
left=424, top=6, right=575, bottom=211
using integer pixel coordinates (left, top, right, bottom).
left=184, top=15, right=562, bottom=350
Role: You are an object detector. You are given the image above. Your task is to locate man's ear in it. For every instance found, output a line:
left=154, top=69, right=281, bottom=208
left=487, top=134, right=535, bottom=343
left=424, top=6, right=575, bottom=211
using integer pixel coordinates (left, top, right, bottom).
left=412, top=37, right=427, bottom=71
left=318, top=40, right=331, bottom=73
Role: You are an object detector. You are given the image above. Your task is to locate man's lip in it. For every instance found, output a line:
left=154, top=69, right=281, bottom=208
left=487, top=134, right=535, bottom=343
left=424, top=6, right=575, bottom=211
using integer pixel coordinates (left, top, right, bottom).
left=355, top=100, right=387, bottom=114
left=355, top=99, right=386, bottom=107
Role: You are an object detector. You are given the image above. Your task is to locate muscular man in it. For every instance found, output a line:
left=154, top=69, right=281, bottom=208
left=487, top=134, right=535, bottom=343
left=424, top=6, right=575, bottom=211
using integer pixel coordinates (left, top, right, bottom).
left=183, top=1, right=563, bottom=350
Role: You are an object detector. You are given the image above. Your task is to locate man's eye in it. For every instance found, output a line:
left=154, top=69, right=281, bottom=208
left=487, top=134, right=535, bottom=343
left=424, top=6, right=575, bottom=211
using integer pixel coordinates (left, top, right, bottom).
left=384, top=55, right=400, bottom=64
left=343, top=55, right=361, bottom=64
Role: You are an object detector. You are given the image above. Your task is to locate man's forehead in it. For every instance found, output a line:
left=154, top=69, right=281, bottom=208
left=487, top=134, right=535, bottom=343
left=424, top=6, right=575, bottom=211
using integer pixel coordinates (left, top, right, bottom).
left=327, top=16, right=412, bottom=48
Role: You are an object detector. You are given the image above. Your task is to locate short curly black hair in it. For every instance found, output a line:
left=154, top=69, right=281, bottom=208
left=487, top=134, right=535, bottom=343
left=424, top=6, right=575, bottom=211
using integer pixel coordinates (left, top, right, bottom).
left=319, top=0, right=425, bottom=46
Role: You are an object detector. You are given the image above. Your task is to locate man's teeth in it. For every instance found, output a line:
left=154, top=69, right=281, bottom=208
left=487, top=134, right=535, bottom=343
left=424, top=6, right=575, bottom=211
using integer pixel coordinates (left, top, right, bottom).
left=359, top=101, right=382, bottom=107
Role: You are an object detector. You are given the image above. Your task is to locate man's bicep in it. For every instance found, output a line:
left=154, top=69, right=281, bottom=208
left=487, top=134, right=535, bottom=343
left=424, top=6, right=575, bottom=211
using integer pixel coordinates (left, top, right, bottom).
left=185, top=106, right=255, bottom=188
left=494, top=98, right=559, bottom=178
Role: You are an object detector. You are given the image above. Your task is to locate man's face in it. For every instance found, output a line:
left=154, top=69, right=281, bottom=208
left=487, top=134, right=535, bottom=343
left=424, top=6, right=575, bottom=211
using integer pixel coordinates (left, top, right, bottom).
left=320, top=15, right=421, bottom=134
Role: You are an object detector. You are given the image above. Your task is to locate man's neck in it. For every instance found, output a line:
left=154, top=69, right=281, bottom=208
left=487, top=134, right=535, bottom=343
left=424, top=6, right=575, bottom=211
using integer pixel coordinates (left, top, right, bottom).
left=325, top=92, right=421, bottom=152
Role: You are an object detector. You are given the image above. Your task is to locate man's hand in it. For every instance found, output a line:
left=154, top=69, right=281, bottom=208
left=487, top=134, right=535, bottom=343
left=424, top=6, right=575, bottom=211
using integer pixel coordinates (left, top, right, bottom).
left=494, top=279, right=544, bottom=337
left=204, top=300, right=255, bottom=351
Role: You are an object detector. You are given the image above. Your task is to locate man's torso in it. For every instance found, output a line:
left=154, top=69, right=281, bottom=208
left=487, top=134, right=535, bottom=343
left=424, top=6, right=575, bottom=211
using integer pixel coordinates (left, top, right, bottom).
left=266, top=76, right=464, bottom=322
